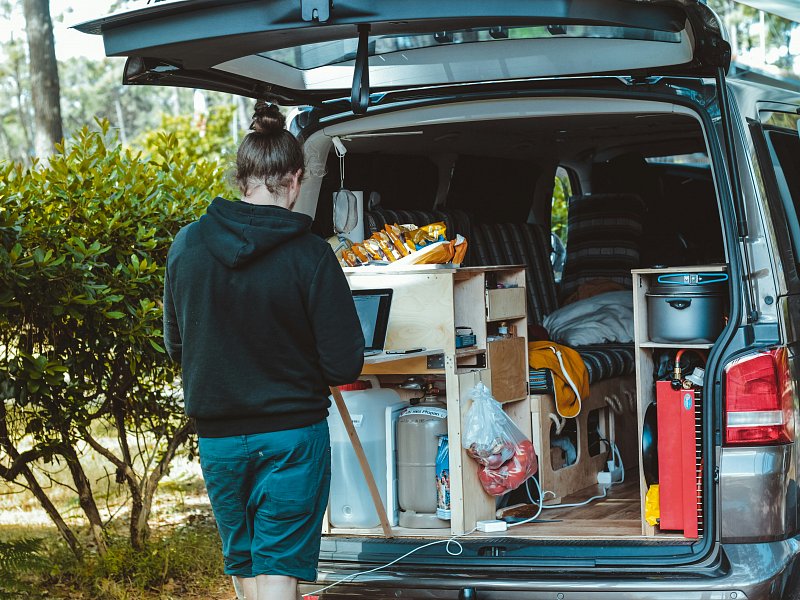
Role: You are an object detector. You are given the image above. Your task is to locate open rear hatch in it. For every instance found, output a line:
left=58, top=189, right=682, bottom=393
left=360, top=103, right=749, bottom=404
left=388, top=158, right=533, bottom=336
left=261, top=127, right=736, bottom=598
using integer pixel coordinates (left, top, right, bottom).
left=75, top=0, right=732, bottom=111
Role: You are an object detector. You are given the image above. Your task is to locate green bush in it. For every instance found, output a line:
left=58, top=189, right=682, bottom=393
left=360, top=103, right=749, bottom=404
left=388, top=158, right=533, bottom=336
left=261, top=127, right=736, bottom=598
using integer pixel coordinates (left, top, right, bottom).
left=0, top=120, right=228, bottom=555
left=136, top=104, right=238, bottom=166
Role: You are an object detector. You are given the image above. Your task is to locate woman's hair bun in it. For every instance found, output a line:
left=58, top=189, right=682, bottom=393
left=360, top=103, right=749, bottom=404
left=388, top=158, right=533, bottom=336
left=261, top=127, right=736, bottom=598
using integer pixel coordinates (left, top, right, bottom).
left=250, top=99, right=285, bottom=135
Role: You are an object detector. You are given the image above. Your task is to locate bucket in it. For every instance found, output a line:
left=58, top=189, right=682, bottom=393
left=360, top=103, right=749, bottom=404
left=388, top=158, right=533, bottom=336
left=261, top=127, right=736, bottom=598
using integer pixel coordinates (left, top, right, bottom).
left=646, top=272, right=728, bottom=343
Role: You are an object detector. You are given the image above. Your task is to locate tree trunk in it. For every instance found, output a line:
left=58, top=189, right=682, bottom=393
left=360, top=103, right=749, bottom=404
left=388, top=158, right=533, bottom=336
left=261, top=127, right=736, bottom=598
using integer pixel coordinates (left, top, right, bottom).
left=131, top=421, right=193, bottom=549
left=60, top=441, right=108, bottom=556
left=20, top=465, right=83, bottom=560
left=0, top=402, right=83, bottom=559
left=10, top=38, right=34, bottom=158
left=129, top=489, right=147, bottom=551
left=22, top=0, right=63, bottom=159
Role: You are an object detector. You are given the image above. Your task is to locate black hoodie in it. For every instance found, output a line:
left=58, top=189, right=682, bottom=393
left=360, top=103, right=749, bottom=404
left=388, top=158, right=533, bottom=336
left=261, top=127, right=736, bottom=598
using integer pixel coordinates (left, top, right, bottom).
left=163, top=197, right=364, bottom=437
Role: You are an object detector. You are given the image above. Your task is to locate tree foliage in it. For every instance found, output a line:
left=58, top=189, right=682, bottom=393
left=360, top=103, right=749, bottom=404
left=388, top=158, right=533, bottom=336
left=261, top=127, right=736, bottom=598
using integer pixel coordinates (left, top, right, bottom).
left=0, top=120, right=226, bottom=556
left=136, top=103, right=239, bottom=165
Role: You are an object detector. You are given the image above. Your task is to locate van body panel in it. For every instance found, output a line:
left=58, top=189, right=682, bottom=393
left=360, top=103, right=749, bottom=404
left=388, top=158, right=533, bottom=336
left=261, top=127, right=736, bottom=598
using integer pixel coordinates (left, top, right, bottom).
left=302, top=537, right=800, bottom=599
left=719, top=445, right=795, bottom=542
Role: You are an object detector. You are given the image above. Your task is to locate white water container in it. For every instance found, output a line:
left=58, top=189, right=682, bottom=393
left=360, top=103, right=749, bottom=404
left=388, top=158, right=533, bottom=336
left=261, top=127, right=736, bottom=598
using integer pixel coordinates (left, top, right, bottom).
left=327, top=384, right=406, bottom=528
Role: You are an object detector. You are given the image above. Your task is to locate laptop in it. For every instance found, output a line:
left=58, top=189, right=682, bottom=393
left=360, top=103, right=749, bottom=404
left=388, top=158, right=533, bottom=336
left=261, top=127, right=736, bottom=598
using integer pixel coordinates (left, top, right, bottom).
left=352, top=289, right=393, bottom=357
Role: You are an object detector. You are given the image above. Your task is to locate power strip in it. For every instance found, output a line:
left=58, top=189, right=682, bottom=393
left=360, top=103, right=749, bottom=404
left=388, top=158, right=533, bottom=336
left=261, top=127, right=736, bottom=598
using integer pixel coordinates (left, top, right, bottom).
left=476, top=519, right=508, bottom=533
left=597, top=460, right=623, bottom=485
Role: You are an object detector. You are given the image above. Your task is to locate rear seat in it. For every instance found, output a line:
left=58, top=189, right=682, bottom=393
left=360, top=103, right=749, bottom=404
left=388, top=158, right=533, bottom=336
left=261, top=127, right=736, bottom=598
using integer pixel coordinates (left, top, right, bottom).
left=559, top=193, right=646, bottom=303
left=363, top=207, right=633, bottom=385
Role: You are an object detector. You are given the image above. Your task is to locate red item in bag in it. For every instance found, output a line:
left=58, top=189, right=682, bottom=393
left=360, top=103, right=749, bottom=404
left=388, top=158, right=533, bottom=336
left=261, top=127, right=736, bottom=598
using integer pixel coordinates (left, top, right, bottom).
left=462, top=383, right=538, bottom=496
left=477, top=439, right=538, bottom=496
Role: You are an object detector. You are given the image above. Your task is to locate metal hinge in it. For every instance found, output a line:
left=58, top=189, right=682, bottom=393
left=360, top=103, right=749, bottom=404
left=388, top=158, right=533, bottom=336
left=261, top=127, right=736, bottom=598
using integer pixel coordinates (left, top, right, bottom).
left=301, top=0, right=331, bottom=22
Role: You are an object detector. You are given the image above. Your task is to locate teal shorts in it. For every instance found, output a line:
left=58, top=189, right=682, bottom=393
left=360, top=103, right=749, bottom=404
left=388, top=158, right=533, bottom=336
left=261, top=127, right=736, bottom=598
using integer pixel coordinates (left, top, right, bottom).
left=198, top=420, right=331, bottom=581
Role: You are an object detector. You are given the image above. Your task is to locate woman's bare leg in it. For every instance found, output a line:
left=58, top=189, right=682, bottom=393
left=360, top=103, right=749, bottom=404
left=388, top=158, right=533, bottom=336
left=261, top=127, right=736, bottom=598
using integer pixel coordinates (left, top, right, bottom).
left=233, top=575, right=258, bottom=599
left=255, top=574, right=298, bottom=600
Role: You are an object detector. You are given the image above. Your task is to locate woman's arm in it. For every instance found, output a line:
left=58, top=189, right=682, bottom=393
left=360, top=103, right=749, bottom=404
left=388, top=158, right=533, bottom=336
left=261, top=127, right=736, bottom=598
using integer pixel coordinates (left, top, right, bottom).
left=307, top=247, right=365, bottom=385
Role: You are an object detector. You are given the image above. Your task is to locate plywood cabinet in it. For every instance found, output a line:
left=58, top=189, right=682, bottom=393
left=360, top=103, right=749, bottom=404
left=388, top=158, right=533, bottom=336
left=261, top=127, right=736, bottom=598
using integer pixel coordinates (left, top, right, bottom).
left=632, top=265, right=726, bottom=538
left=341, top=265, right=529, bottom=536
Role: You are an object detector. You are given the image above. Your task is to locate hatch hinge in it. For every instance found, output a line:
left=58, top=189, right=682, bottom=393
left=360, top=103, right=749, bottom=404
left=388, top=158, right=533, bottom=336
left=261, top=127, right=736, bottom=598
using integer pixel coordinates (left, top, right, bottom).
left=301, top=0, right=331, bottom=23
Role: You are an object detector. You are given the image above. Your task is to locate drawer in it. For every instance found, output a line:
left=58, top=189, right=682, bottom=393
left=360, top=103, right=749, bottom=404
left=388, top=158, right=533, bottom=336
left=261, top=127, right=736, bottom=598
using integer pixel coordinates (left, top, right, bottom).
left=485, top=287, right=526, bottom=321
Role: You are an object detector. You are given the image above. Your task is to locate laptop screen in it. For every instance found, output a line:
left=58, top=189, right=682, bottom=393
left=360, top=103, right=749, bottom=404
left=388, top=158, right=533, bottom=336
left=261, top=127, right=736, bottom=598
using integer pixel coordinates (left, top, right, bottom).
left=352, top=289, right=393, bottom=353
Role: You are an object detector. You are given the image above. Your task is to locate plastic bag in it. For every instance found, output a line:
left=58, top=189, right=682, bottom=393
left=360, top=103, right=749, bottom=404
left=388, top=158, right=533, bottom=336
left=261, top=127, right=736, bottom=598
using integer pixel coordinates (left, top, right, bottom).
left=462, top=383, right=538, bottom=496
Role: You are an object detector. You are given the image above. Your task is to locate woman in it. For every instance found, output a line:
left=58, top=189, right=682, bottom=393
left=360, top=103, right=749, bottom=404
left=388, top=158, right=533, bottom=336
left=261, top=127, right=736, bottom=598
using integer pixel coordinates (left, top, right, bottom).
left=163, top=100, right=365, bottom=600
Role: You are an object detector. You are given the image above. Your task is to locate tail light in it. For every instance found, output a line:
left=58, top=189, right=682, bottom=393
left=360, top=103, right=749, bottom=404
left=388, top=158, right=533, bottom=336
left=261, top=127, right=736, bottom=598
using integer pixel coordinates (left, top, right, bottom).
left=724, top=348, right=794, bottom=446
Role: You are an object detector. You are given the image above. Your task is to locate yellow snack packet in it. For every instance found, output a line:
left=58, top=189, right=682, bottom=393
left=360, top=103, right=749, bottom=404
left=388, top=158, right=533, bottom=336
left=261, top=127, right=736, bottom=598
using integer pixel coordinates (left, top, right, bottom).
left=410, top=228, right=436, bottom=249
left=385, top=224, right=411, bottom=257
left=351, top=243, right=369, bottom=263
left=364, top=239, right=387, bottom=261
left=374, top=231, right=400, bottom=261
left=421, top=221, right=447, bottom=241
left=341, top=250, right=358, bottom=267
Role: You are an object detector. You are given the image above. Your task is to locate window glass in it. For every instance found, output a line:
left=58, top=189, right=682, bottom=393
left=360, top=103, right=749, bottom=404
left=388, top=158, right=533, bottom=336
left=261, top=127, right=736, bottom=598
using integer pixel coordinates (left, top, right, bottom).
left=261, top=26, right=681, bottom=70
left=766, top=129, right=800, bottom=209
left=550, top=167, right=572, bottom=283
left=762, top=127, right=800, bottom=263
left=645, top=153, right=710, bottom=166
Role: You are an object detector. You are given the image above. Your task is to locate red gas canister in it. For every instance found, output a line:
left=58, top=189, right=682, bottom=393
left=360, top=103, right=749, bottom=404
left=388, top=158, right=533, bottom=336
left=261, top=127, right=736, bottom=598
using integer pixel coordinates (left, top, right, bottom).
left=655, top=381, right=699, bottom=538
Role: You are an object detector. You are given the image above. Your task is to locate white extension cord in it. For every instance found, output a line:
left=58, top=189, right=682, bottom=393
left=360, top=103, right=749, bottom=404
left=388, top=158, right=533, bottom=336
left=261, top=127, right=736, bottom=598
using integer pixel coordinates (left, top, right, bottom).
left=302, top=527, right=477, bottom=598
left=303, top=443, right=624, bottom=596
left=516, top=440, right=625, bottom=526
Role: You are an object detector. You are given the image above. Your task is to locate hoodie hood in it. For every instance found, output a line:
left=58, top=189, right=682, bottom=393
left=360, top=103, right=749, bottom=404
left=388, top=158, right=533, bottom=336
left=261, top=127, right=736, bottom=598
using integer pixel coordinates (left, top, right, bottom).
left=197, top=197, right=312, bottom=268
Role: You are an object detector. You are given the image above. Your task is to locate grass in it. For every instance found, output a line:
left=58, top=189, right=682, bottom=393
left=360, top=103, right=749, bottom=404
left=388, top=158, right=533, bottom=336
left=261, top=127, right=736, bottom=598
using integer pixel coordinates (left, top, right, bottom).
left=0, top=444, right=233, bottom=599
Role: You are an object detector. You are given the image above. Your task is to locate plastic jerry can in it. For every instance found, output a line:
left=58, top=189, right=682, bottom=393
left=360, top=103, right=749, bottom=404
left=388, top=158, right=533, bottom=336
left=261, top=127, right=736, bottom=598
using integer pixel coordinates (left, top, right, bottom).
left=327, top=383, right=406, bottom=528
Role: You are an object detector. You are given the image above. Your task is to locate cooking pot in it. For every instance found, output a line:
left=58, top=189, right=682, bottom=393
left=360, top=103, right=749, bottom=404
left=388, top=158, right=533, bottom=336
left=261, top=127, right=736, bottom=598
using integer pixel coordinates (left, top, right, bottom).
left=646, top=272, right=728, bottom=344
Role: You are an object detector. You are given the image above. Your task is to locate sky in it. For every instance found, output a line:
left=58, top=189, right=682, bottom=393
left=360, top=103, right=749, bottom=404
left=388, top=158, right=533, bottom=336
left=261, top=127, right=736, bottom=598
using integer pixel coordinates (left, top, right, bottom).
left=3, top=1, right=137, bottom=62
left=51, top=1, right=119, bottom=61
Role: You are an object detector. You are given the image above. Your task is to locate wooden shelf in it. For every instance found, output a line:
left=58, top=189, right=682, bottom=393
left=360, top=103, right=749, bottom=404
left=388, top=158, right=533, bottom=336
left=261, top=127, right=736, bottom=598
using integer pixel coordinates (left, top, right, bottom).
left=639, top=342, right=714, bottom=349
left=364, top=348, right=444, bottom=365
left=632, top=266, right=726, bottom=540
left=455, top=347, right=484, bottom=357
left=632, top=264, right=727, bottom=275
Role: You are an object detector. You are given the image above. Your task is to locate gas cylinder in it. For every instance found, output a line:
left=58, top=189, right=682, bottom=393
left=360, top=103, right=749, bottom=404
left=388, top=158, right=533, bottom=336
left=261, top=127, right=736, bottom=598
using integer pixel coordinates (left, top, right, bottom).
left=397, top=389, right=449, bottom=528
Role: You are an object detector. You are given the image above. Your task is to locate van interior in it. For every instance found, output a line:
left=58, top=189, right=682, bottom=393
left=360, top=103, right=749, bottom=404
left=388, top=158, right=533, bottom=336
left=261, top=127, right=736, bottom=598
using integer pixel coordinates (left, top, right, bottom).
left=306, top=103, right=727, bottom=550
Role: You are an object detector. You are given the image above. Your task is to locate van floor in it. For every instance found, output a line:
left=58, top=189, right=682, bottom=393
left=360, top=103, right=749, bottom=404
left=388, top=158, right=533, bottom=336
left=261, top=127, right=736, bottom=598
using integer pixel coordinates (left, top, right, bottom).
left=330, top=473, right=691, bottom=541
left=485, top=476, right=643, bottom=539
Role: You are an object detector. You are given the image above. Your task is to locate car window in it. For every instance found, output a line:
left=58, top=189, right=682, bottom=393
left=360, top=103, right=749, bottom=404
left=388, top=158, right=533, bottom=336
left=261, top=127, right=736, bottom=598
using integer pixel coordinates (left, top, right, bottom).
left=261, top=26, right=681, bottom=71
left=645, top=153, right=710, bottom=166
left=550, top=167, right=572, bottom=283
left=761, top=124, right=800, bottom=263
